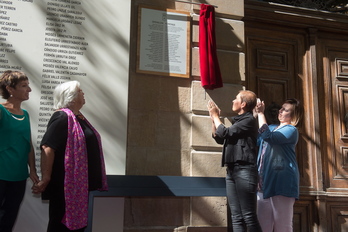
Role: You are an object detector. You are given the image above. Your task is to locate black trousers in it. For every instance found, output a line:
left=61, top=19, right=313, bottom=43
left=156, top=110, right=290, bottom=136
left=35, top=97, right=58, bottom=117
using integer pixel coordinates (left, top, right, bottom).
left=47, top=188, right=86, bottom=232
left=0, top=179, right=26, bottom=232
left=226, top=164, right=262, bottom=232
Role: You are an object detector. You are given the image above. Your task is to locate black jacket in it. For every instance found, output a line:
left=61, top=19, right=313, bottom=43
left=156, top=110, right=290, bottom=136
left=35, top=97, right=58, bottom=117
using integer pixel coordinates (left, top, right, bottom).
left=213, top=112, right=258, bottom=167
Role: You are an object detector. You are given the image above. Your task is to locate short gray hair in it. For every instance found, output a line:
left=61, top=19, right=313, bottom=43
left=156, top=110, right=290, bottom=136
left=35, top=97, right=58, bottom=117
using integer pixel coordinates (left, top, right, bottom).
left=53, top=80, right=80, bottom=109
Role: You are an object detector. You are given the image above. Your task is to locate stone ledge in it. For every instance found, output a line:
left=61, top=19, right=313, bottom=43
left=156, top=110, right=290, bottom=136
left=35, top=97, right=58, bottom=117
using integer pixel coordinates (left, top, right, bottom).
left=175, top=226, right=227, bottom=232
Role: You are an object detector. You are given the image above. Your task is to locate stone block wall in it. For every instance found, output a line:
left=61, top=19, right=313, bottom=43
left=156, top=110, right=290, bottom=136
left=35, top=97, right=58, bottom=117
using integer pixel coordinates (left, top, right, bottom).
left=125, top=0, right=245, bottom=231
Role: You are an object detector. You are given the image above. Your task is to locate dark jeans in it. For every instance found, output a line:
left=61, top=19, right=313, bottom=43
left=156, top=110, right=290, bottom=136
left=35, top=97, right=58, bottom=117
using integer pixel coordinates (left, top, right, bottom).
left=0, top=179, right=26, bottom=232
left=226, top=163, right=262, bottom=232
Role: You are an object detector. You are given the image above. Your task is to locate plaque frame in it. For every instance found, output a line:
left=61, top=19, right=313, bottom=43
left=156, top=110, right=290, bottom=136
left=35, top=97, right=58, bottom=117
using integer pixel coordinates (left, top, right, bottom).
left=136, top=5, right=191, bottom=78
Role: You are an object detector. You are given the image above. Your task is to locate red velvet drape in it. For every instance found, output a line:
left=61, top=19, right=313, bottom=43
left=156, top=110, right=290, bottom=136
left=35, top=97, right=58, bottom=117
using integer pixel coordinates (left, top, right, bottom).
left=199, top=4, right=223, bottom=90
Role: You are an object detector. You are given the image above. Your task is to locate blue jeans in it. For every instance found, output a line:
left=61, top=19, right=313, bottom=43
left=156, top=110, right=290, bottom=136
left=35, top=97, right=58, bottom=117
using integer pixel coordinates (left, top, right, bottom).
left=226, top=163, right=262, bottom=232
left=0, top=179, right=26, bottom=232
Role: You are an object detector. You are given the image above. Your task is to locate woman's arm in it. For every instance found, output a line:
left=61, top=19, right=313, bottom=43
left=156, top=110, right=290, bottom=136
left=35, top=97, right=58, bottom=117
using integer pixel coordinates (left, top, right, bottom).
left=28, top=142, right=39, bottom=184
left=261, top=126, right=298, bottom=145
left=32, top=145, right=55, bottom=194
left=207, top=100, right=222, bottom=135
left=256, top=100, right=267, bottom=128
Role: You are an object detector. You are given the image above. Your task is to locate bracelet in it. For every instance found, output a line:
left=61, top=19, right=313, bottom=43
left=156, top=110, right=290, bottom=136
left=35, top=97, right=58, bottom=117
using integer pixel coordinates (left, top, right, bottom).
left=258, top=123, right=268, bottom=134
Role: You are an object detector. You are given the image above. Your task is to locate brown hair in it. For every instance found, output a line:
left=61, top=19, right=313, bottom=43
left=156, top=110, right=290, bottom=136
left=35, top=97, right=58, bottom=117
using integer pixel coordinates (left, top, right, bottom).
left=284, top=98, right=303, bottom=127
left=0, top=70, right=28, bottom=99
left=239, top=90, right=257, bottom=112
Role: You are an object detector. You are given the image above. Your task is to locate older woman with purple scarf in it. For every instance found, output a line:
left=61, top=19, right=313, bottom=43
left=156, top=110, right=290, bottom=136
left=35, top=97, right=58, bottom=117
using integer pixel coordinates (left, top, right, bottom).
left=33, top=81, right=108, bottom=232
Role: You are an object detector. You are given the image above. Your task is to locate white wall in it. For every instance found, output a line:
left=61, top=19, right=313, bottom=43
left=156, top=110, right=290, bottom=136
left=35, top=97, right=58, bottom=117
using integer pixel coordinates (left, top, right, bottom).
left=0, top=0, right=130, bottom=231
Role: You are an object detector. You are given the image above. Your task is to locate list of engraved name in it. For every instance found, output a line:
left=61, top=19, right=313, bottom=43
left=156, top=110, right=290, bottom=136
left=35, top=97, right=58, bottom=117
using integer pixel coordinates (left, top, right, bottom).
left=0, top=0, right=23, bottom=70
left=0, top=0, right=89, bottom=170
left=38, top=0, right=88, bottom=162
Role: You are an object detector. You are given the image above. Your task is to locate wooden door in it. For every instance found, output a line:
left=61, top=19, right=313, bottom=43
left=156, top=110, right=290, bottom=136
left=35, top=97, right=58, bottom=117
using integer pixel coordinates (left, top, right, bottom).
left=245, top=23, right=348, bottom=232
left=245, top=24, right=315, bottom=232
left=319, top=38, right=348, bottom=191
left=244, top=1, right=348, bottom=230
left=245, top=24, right=312, bottom=184
left=246, top=27, right=302, bottom=105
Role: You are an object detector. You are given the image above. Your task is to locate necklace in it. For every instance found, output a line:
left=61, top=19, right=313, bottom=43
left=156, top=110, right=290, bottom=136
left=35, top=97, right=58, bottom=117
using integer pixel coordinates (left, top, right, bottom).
left=11, top=114, right=25, bottom=121
left=75, top=113, right=85, bottom=120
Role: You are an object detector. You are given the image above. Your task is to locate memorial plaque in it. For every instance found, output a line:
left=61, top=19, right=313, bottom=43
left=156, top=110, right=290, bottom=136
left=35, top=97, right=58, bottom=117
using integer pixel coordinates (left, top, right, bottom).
left=137, top=6, right=190, bottom=78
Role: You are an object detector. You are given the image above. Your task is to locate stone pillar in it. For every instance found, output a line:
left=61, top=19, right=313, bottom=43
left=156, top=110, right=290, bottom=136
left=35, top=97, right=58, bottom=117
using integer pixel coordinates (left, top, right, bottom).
left=190, top=0, right=245, bottom=228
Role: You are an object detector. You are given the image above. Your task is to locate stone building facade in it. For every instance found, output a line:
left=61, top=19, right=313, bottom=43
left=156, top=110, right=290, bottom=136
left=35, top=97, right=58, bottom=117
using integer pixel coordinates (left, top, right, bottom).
left=124, top=0, right=348, bottom=231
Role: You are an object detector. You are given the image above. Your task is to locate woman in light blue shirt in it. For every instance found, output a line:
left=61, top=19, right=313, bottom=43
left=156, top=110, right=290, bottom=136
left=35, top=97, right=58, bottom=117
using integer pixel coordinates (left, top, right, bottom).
left=255, top=98, right=303, bottom=232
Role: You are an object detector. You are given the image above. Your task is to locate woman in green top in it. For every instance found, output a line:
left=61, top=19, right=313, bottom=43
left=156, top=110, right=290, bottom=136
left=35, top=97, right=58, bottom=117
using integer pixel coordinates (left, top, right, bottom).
left=0, top=70, right=39, bottom=232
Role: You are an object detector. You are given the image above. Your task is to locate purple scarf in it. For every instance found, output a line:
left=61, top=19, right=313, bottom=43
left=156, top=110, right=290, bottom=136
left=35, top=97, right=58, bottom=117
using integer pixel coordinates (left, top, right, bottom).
left=61, top=108, right=108, bottom=230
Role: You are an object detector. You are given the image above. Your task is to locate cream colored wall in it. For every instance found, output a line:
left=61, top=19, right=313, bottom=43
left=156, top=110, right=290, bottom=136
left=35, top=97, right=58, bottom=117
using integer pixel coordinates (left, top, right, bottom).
left=126, top=0, right=245, bottom=231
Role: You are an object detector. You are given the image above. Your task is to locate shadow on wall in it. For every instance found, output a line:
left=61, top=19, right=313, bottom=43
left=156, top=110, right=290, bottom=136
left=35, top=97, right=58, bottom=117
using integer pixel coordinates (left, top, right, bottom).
left=124, top=0, right=244, bottom=229
left=13, top=0, right=131, bottom=173
left=191, top=0, right=245, bottom=227
left=9, top=1, right=131, bottom=232
left=128, top=0, right=244, bottom=174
